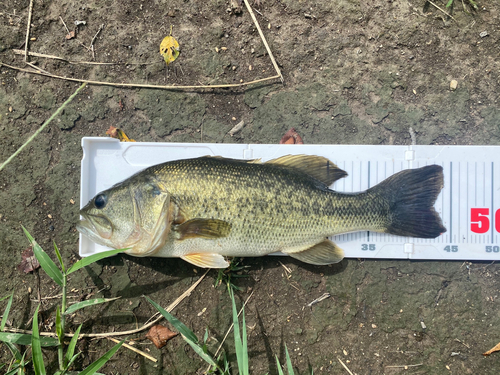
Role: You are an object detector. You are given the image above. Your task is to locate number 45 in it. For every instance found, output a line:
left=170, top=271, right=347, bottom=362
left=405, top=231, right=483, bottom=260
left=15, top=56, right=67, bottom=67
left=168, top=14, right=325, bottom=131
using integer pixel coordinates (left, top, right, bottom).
left=444, top=245, right=458, bottom=252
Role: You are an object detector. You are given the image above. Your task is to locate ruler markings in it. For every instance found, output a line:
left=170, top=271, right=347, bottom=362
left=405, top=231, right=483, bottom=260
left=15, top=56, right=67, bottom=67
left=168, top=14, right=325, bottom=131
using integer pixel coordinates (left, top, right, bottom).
left=483, top=161, right=486, bottom=207
left=449, top=162, right=453, bottom=243
left=474, top=161, right=477, bottom=207
left=467, top=162, right=469, bottom=244
left=491, top=161, right=495, bottom=244
left=458, top=162, right=460, bottom=242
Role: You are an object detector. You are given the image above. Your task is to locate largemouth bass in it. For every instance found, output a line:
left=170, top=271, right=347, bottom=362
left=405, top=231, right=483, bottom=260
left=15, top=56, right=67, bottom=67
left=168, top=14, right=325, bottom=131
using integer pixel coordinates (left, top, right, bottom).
left=77, top=155, right=446, bottom=268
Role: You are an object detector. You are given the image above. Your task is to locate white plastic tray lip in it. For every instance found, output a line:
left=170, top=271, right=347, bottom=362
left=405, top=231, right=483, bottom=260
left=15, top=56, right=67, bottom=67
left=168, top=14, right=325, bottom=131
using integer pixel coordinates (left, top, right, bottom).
left=79, top=137, right=500, bottom=262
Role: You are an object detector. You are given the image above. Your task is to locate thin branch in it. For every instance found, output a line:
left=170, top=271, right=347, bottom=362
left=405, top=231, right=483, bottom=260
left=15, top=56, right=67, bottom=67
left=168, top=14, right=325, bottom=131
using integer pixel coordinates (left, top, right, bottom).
left=242, top=0, right=283, bottom=82
left=427, top=0, right=457, bottom=22
left=338, top=358, right=354, bottom=375
left=90, top=24, right=105, bottom=60
left=385, top=363, right=424, bottom=368
left=0, top=62, right=280, bottom=90
left=107, top=337, right=157, bottom=363
left=12, top=49, right=132, bottom=65
left=24, top=0, right=34, bottom=62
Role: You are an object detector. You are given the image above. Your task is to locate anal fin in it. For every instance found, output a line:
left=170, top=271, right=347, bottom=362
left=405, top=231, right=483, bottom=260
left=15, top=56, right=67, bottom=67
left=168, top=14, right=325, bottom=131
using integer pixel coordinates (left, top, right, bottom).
left=285, top=239, right=344, bottom=265
left=181, top=253, right=230, bottom=268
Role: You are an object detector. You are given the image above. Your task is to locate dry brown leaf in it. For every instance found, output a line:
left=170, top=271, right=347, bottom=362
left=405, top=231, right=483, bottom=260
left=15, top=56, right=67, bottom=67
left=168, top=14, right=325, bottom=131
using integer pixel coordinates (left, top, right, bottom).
left=483, top=342, right=500, bottom=356
left=146, top=325, right=178, bottom=349
left=106, top=126, right=136, bottom=142
left=279, top=128, right=304, bottom=144
left=17, top=246, right=40, bottom=273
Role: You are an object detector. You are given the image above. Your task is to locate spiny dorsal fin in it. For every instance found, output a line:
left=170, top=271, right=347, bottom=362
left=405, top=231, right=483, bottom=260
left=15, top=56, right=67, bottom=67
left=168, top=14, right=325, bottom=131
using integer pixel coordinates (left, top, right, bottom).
left=265, top=155, right=347, bottom=186
left=173, top=218, right=231, bottom=240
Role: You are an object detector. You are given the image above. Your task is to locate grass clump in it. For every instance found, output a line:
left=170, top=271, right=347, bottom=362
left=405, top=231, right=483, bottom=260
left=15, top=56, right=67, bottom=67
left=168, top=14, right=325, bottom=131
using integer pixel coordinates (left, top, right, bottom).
left=0, top=228, right=125, bottom=374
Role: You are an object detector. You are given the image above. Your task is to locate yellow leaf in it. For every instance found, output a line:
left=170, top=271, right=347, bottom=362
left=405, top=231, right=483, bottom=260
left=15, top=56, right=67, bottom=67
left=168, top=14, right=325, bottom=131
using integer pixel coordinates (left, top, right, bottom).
left=160, top=35, right=180, bottom=65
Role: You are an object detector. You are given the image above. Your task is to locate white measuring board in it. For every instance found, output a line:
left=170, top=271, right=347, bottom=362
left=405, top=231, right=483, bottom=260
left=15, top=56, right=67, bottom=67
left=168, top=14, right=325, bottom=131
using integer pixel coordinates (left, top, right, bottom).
left=79, top=137, right=500, bottom=261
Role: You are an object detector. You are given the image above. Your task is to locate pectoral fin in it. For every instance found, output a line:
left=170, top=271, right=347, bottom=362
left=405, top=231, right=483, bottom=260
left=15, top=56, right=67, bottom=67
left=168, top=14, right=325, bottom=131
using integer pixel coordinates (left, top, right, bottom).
left=284, top=239, right=344, bottom=265
left=181, top=253, right=230, bottom=268
left=173, top=219, right=231, bottom=240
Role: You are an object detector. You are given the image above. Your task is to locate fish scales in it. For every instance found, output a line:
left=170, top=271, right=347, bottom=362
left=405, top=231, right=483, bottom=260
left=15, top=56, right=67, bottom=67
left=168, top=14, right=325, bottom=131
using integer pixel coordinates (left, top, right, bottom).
left=148, top=157, right=385, bottom=256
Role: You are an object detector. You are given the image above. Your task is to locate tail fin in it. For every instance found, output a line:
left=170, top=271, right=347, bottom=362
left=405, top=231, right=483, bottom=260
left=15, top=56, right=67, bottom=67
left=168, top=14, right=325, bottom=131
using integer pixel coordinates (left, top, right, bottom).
left=369, top=165, right=446, bottom=238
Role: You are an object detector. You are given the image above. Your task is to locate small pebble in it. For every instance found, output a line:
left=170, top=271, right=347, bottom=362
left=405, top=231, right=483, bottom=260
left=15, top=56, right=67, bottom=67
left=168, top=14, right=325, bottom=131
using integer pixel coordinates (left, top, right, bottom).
left=479, top=31, right=488, bottom=38
left=450, top=80, right=458, bottom=91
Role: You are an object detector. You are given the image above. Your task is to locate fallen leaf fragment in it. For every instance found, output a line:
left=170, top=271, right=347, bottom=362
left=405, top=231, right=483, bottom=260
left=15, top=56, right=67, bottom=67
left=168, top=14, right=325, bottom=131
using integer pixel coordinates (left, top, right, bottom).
left=483, top=342, right=500, bottom=356
left=160, top=27, right=180, bottom=66
left=229, top=120, right=245, bottom=136
left=146, top=325, right=178, bottom=349
left=279, top=128, right=304, bottom=144
left=106, top=126, right=136, bottom=142
left=18, top=246, right=40, bottom=274
left=65, top=30, right=76, bottom=40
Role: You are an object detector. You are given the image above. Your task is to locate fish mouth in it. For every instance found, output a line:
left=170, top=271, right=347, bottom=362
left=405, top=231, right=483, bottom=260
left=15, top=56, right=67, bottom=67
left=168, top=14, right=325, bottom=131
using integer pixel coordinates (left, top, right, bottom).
left=77, top=214, right=114, bottom=247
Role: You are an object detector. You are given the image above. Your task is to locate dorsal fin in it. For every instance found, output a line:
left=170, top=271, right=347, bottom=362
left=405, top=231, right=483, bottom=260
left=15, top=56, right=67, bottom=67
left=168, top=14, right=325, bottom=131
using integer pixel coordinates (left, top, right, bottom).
left=265, top=155, right=347, bottom=186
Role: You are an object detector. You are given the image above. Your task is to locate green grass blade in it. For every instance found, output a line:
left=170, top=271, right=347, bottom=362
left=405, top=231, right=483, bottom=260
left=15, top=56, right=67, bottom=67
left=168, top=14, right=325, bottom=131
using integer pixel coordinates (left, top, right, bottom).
left=5, top=365, right=23, bottom=375
left=62, top=352, right=80, bottom=375
left=3, top=341, right=22, bottom=361
left=78, top=340, right=123, bottom=375
left=230, top=288, right=248, bottom=375
left=56, top=306, right=62, bottom=342
left=0, top=83, right=86, bottom=173
left=275, top=355, right=285, bottom=375
left=31, top=306, right=46, bottom=375
left=0, top=332, right=59, bottom=347
left=23, top=227, right=63, bottom=286
left=66, top=249, right=126, bottom=275
left=64, top=324, right=82, bottom=366
left=284, top=344, right=294, bottom=375
left=144, top=296, right=198, bottom=343
left=1, top=293, right=14, bottom=331
left=64, top=297, right=120, bottom=315
left=184, top=339, right=219, bottom=369
left=446, top=0, right=453, bottom=7
left=53, top=242, right=65, bottom=274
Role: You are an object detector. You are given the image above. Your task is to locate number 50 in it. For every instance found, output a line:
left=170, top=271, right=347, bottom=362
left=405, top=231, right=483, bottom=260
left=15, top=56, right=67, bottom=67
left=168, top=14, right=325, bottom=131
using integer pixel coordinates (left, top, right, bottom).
left=470, top=208, right=500, bottom=233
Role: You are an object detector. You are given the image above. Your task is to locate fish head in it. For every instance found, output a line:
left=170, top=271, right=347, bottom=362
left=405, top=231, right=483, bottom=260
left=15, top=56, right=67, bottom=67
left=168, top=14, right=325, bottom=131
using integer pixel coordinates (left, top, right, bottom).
left=77, top=176, right=172, bottom=256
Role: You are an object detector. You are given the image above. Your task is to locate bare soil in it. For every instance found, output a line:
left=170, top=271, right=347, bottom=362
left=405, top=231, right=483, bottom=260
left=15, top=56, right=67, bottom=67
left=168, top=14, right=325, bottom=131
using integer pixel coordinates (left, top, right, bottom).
left=1, top=0, right=500, bottom=374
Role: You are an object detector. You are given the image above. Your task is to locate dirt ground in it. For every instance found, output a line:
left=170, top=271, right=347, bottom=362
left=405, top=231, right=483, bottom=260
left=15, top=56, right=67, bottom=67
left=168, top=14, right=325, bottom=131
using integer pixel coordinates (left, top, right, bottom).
left=1, top=0, right=500, bottom=374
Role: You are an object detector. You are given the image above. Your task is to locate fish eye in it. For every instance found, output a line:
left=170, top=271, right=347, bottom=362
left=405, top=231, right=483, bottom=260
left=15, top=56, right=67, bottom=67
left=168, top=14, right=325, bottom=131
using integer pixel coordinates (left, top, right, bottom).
left=94, top=194, right=107, bottom=209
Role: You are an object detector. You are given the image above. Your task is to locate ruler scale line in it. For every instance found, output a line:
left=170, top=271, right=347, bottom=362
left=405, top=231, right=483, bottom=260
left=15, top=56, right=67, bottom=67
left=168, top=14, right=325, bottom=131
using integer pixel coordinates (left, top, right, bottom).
left=491, top=162, right=494, bottom=244
left=450, top=161, right=453, bottom=243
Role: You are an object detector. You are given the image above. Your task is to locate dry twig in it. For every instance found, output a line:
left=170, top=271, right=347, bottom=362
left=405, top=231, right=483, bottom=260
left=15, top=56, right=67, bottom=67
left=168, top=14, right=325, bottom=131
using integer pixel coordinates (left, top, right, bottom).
left=24, top=0, right=34, bottom=62
left=242, top=0, right=282, bottom=82
left=338, top=358, right=354, bottom=375
left=0, top=62, right=280, bottom=90
left=107, top=337, right=157, bottom=363
left=427, top=0, right=457, bottom=22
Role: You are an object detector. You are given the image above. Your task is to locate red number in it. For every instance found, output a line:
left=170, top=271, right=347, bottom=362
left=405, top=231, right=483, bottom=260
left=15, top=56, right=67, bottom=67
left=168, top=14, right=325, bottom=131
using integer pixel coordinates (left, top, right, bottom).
left=496, top=209, right=500, bottom=233
left=471, top=208, right=489, bottom=233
